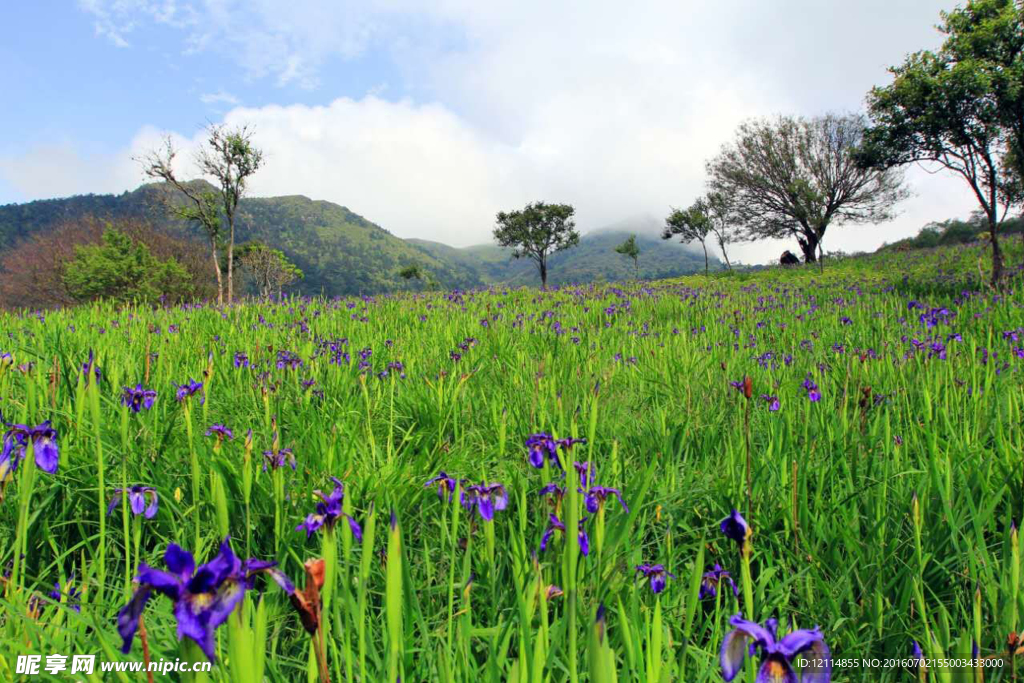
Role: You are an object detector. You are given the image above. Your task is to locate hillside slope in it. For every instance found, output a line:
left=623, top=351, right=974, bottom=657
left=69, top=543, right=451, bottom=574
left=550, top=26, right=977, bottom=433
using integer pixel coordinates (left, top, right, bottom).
left=0, top=186, right=716, bottom=296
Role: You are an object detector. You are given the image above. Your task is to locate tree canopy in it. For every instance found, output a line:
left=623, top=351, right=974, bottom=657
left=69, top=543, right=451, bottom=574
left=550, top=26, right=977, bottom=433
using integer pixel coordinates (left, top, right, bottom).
left=62, top=227, right=195, bottom=305
left=493, top=202, right=579, bottom=288
left=614, top=234, right=640, bottom=277
left=235, top=240, right=303, bottom=300
left=663, top=202, right=714, bottom=275
left=860, top=0, right=1024, bottom=284
left=708, top=113, right=908, bottom=263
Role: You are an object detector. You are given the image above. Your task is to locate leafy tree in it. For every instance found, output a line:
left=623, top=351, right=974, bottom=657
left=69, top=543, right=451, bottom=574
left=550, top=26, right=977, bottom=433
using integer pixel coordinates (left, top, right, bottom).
left=138, top=124, right=264, bottom=305
left=493, top=202, right=579, bottom=288
left=704, top=191, right=737, bottom=269
left=860, top=0, right=1023, bottom=285
left=63, top=228, right=192, bottom=304
left=235, top=241, right=303, bottom=300
left=398, top=265, right=423, bottom=281
left=663, top=202, right=713, bottom=275
left=614, top=234, right=640, bottom=277
left=708, top=114, right=908, bottom=263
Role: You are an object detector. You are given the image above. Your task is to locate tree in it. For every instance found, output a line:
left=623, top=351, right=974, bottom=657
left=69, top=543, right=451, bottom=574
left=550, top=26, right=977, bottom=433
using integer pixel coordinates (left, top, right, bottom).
left=859, top=0, right=1023, bottom=285
left=707, top=113, right=908, bottom=263
left=235, top=241, right=303, bottom=300
left=62, top=228, right=193, bottom=305
left=663, top=201, right=714, bottom=275
left=0, top=217, right=212, bottom=309
left=703, top=191, right=737, bottom=269
left=138, top=124, right=263, bottom=305
left=398, top=265, right=423, bottom=281
left=614, top=234, right=640, bottom=277
left=493, top=202, right=579, bottom=288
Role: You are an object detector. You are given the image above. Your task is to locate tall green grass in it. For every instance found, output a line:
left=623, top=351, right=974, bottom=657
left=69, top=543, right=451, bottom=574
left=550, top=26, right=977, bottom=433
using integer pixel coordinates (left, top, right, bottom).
left=0, top=241, right=1022, bottom=681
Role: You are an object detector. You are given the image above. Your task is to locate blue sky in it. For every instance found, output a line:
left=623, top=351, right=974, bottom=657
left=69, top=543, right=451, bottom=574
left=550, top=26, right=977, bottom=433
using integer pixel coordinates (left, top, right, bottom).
left=0, top=0, right=982, bottom=259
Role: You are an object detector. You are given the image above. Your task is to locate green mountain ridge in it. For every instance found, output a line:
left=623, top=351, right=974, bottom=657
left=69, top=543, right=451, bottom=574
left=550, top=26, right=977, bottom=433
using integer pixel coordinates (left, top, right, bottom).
left=0, top=184, right=717, bottom=297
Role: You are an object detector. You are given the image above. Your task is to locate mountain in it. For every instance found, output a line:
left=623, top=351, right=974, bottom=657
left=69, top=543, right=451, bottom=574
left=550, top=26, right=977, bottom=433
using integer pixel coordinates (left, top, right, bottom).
left=0, top=185, right=716, bottom=297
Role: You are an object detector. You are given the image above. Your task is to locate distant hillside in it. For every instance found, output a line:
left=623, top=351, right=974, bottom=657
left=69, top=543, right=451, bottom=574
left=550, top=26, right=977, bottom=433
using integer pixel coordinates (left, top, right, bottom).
left=0, top=186, right=716, bottom=297
left=0, top=183, right=483, bottom=296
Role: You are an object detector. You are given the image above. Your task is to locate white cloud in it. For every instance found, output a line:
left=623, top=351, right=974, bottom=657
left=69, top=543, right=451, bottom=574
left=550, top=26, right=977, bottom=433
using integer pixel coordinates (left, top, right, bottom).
left=20, top=0, right=986, bottom=259
left=199, top=90, right=240, bottom=106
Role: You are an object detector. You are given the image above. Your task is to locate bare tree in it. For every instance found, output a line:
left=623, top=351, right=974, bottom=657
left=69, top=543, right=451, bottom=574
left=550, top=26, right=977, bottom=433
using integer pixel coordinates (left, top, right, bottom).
left=707, top=113, right=909, bottom=263
left=137, top=124, right=263, bottom=305
left=236, top=241, right=302, bottom=300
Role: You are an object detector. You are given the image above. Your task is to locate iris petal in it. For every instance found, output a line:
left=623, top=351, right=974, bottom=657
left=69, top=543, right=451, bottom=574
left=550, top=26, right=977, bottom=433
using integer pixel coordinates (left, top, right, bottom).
left=720, top=628, right=752, bottom=682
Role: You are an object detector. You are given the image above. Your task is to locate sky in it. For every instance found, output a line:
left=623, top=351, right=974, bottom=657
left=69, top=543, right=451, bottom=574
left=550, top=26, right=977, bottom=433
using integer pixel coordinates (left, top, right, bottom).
left=0, top=0, right=982, bottom=263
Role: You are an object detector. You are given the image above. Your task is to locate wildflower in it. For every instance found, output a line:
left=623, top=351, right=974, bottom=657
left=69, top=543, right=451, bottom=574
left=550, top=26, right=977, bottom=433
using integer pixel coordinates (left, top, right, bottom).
left=49, top=572, right=81, bottom=612
left=460, top=482, right=508, bottom=521
left=574, top=461, right=595, bottom=488
left=82, top=349, right=101, bottom=384
left=720, top=615, right=831, bottom=683
left=760, top=394, right=780, bottom=412
left=174, top=378, right=204, bottom=403
left=544, top=584, right=564, bottom=600
left=263, top=417, right=296, bottom=470
left=720, top=509, right=751, bottom=545
left=699, top=563, right=738, bottom=600
left=526, top=433, right=558, bottom=468
left=121, top=384, right=157, bottom=412
left=425, top=471, right=458, bottom=502
left=263, top=447, right=296, bottom=471
left=117, top=538, right=283, bottom=661
left=1, top=420, right=60, bottom=478
left=539, top=513, right=589, bottom=555
left=233, top=352, right=250, bottom=368
left=634, top=564, right=676, bottom=594
left=107, top=485, right=158, bottom=519
left=584, top=486, right=628, bottom=514
left=296, top=478, right=362, bottom=540
left=206, top=424, right=234, bottom=451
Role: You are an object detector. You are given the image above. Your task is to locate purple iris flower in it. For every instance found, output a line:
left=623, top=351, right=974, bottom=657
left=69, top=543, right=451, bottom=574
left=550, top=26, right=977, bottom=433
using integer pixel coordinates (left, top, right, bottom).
left=206, top=424, right=234, bottom=441
left=425, top=471, right=458, bottom=502
left=49, top=572, right=81, bottom=612
left=233, top=352, right=250, bottom=368
left=82, top=350, right=101, bottom=384
left=295, top=478, right=362, bottom=540
left=574, top=461, right=595, bottom=488
left=526, top=433, right=558, bottom=468
left=760, top=394, right=780, bottom=412
left=117, top=538, right=284, bottom=661
left=121, top=384, right=157, bottom=412
left=539, top=513, right=589, bottom=555
left=539, top=482, right=566, bottom=501
left=206, top=424, right=234, bottom=452
left=174, top=379, right=204, bottom=403
left=635, top=564, right=675, bottom=594
left=460, top=482, right=508, bottom=521
left=263, top=447, right=296, bottom=471
left=584, top=486, right=628, bottom=514
left=1, top=420, right=59, bottom=476
left=699, top=563, right=738, bottom=599
left=720, top=615, right=831, bottom=683
left=720, top=509, right=751, bottom=545
left=108, top=485, right=158, bottom=519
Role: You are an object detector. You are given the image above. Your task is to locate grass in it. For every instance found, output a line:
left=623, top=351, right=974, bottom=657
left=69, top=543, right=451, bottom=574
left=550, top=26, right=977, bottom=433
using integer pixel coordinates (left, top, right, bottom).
left=0, top=241, right=1022, bottom=681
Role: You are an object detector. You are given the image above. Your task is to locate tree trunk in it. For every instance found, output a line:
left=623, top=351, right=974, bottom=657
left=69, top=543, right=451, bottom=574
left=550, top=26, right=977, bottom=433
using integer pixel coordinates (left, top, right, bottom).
left=702, top=242, right=708, bottom=276
left=539, top=259, right=548, bottom=289
left=990, top=220, right=1004, bottom=287
left=210, top=242, right=224, bottom=305
left=226, top=215, right=235, bottom=306
left=798, top=232, right=818, bottom=263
